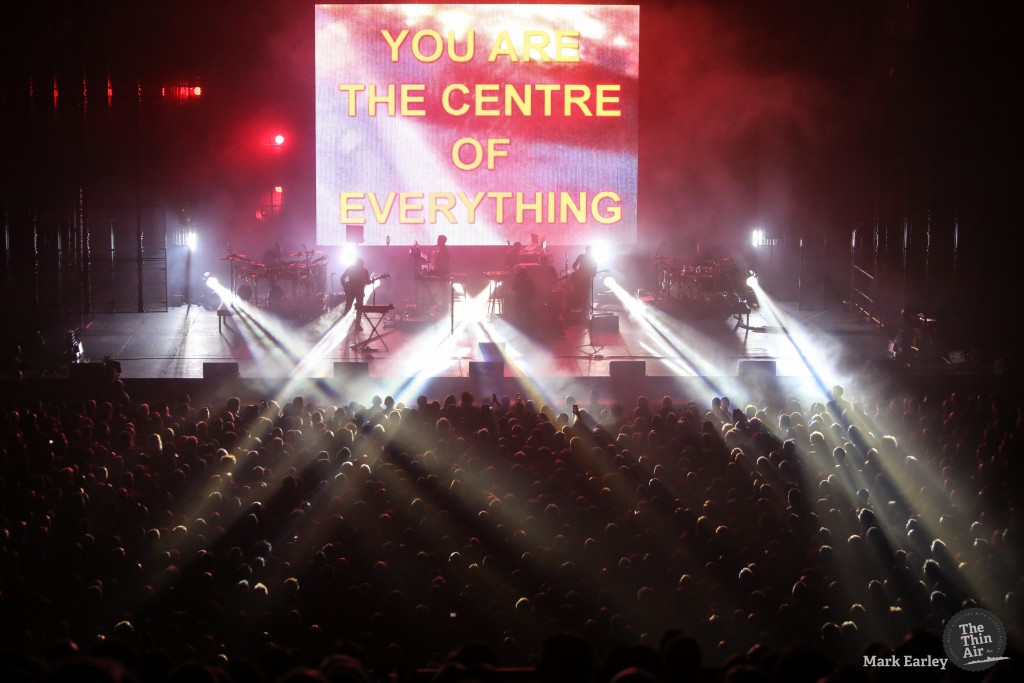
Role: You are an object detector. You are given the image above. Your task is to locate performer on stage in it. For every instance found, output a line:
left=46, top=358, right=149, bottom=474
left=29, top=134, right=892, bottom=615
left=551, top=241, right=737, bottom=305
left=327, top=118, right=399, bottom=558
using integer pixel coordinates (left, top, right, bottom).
left=263, top=243, right=285, bottom=266
left=692, top=240, right=716, bottom=264
left=572, top=245, right=598, bottom=279
left=570, top=245, right=598, bottom=313
left=506, top=241, right=523, bottom=270
left=510, top=268, right=537, bottom=328
left=422, top=235, right=452, bottom=313
left=342, top=258, right=371, bottom=329
left=535, top=252, right=558, bottom=304
left=410, top=241, right=428, bottom=275
left=534, top=252, right=563, bottom=329
left=430, top=235, right=451, bottom=277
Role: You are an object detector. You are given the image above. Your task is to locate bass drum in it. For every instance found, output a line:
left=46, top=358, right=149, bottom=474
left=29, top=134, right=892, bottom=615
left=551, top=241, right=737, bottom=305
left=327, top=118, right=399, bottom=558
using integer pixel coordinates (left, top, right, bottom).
left=236, top=283, right=254, bottom=303
left=201, top=292, right=222, bottom=311
left=268, top=284, right=285, bottom=306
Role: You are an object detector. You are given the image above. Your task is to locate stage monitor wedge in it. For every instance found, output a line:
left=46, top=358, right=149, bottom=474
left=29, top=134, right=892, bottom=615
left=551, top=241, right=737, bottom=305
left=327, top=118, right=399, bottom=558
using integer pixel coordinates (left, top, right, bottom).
left=738, top=360, right=777, bottom=380
left=609, top=360, right=645, bottom=378
left=469, top=361, right=504, bottom=379
left=70, top=362, right=109, bottom=385
left=591, top=314, right=619, bottom=332
left=334, top=361, right=370, bottom=379
left=203, top=362, right=239, bottom=380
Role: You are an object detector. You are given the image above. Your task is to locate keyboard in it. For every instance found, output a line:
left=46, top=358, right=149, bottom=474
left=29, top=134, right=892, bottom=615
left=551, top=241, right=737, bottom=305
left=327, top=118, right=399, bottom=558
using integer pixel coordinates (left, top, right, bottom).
left=356, top=304, right=395, bottom=314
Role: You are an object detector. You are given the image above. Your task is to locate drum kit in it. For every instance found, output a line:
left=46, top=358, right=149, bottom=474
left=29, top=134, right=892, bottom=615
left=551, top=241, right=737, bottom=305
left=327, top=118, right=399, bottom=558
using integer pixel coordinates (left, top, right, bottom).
left=653, top=255, right=739, bottom=304
left=221, top=248, right=328, bottom=315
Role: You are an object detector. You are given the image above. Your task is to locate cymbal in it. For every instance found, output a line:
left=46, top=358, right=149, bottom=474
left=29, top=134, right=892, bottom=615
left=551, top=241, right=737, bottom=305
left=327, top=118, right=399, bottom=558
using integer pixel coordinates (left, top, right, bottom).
left=222, top=253, right=248, bottom=261
left=289, top=249, right=325, bottom=257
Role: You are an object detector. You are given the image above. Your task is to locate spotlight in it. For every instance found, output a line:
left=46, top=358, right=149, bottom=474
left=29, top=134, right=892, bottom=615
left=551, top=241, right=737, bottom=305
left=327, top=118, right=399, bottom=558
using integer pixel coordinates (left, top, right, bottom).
left=201, top=274, right=223, bottom=310
left=591, top=241, right=613, bottom=267
left=186, top=231, right=197, bottom=251
left=341, top=243, right=357, bottom=267
left=65, top=329, right=83, bottom=364
left=746, top=270, right=758, bottom=288
left=274, top=133, right=285, bottom=146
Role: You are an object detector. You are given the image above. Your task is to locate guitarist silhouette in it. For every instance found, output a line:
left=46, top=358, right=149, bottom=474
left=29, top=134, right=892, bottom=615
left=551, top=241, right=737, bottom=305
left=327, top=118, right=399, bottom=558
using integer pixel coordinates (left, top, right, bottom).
left=342, top=258, right=387, bottom=329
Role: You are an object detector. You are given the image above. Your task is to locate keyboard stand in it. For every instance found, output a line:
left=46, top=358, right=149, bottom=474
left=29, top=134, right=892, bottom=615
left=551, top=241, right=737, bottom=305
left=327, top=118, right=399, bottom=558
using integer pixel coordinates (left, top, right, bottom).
left=350, top=305, right=391, bottom=352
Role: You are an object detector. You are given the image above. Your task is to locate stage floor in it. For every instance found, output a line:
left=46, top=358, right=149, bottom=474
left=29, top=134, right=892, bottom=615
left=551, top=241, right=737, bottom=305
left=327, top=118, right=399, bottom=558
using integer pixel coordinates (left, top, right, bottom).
left=69, top=294, right=891, bottom=383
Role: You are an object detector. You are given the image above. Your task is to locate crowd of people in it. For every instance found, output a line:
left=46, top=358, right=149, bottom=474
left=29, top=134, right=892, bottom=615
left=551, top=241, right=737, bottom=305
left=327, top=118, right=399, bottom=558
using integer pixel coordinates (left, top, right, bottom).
left=0, top=376, right=1021, bottom=682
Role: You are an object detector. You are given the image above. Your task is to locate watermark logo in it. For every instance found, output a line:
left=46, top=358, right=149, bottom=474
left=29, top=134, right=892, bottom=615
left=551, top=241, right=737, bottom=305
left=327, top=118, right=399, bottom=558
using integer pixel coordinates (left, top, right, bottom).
left=943, top=607, right=1010, bottom=671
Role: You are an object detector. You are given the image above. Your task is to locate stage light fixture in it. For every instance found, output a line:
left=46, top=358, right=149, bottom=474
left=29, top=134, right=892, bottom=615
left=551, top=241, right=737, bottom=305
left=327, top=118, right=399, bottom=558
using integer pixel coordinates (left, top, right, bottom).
left=591, top=240, right=613, bottom=267
left=163, top=79, right=203, bottom=103
left=751, top=228, right=766, bottom=247
left=274, top=134, right=285, bottom=146
left=341, top=243, right=357, bottom=267
left=65, top=329, right=83, bottom=364
left=186, top=231, right=197, bottom=251
left=746, top=270, right=758, bottom=288
left=200, top=273, right=226, bottom=311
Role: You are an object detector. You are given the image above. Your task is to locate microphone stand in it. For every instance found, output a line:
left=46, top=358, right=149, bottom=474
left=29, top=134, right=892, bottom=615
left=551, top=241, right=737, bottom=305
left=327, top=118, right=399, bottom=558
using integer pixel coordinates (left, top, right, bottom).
left=576, top=266, right=603, bottom=358
left=576, top=282, right=605, bottom=359
left=588, top=272, right=595, bottom=322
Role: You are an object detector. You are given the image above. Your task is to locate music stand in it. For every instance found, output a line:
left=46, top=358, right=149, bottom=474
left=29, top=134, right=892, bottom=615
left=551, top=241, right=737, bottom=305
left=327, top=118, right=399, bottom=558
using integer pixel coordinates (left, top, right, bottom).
left=351, top=304, right=391, bottom=352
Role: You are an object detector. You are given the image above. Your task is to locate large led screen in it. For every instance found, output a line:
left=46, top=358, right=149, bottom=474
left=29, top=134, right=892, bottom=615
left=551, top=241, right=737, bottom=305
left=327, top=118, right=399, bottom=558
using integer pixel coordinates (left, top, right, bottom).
left=315, top=4, right=639, bottom=246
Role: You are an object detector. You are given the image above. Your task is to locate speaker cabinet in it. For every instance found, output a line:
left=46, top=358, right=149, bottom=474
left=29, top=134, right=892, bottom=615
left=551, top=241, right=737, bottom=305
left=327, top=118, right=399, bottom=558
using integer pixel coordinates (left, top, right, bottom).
left=333, top=361, right=370, bottom=379
left=202, top=362, right=239, bottom=380
left=609, top=360, right=646, bottom=378
left=862, top=358, right=904, bottom=380
left=469, top=361, right=504, bottom=379
left=591, top=314, right=619, bottom=332
left=738, top=360, right=777, bottom=380
left=69, top=362, right=108, bottom=384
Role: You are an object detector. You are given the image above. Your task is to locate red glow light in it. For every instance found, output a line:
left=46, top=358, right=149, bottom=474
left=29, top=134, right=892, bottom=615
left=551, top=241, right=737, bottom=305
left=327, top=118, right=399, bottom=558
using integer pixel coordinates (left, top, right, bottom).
left=274, top=134, right=285, bottom=146
left=163, top=80, right=202, bottom=103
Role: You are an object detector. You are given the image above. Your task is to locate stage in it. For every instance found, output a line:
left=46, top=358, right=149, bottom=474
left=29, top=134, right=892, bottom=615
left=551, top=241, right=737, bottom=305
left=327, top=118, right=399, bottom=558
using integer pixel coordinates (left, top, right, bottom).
left=44, top=289, right=910, bottom=408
